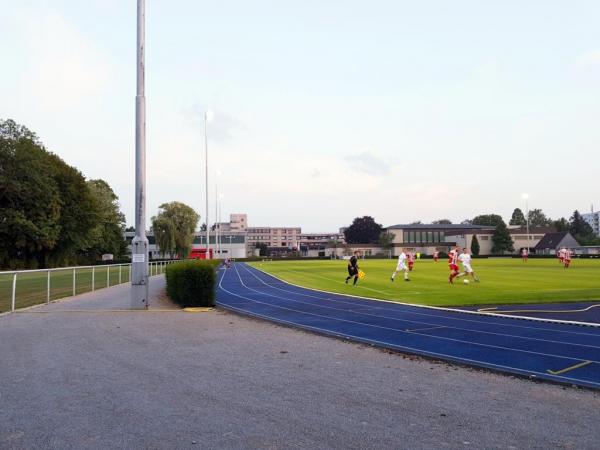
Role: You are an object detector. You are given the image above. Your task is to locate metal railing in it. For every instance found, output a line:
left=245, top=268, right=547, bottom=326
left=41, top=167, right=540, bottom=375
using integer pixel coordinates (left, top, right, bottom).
left=0, top=260, right=178, bottom=313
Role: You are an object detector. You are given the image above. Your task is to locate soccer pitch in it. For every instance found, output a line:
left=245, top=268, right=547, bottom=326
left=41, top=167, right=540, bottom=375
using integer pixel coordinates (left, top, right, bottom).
left=248, top=258, right=600, bottom=307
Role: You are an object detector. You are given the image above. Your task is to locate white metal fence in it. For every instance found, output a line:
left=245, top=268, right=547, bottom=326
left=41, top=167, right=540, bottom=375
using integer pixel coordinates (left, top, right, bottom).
left=0, top=260, right=178, bottom=313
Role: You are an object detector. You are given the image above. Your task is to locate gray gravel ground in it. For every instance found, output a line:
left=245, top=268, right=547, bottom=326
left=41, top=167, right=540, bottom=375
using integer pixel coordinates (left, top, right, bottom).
left=0, top=276, right=598, bottom=450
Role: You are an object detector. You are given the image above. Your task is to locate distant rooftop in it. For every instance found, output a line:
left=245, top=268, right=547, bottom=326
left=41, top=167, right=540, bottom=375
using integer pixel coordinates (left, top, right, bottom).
left=386, top=224, right=494, bottom=230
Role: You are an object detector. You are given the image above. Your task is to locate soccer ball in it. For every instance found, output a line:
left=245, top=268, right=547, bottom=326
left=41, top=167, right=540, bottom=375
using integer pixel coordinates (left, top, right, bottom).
left=463, top=279, right=470, bottom=285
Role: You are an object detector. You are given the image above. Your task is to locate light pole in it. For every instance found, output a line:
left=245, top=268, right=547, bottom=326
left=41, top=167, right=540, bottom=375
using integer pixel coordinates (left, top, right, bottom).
left=522, top=193, right=530, bottom=254
left=131, top=0, right=149, bottom=309
left=218, top=193, right=224, bottom=257
left=214, top=170, right=221, bottom=258
left=204, top=111, right=213, bottom=259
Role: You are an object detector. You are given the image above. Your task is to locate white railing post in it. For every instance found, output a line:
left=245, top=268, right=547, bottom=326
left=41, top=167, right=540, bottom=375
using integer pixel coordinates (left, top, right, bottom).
left=11, top=273, right=17, bottom=312
left=119, top=265, right=122, bottom=284
left=107, top=266, right=110, bottom=287
left=47, top=270, right=50, bottom=304
left=92, top=266, right=95, bottom=291
left=72, top=268, right=76, bottom=296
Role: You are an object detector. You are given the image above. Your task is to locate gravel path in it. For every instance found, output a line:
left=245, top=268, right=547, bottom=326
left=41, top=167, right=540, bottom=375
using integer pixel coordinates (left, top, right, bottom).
left=0, top=276, right=598, bottom=449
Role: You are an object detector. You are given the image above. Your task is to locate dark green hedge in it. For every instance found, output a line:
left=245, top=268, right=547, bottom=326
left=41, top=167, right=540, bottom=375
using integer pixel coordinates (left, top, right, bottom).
left=165, top=260, right=221, bottom=307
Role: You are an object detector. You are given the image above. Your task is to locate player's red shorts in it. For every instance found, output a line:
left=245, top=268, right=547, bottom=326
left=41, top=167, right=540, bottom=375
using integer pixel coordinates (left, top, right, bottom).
left=449, top=264, right=459, bottom=272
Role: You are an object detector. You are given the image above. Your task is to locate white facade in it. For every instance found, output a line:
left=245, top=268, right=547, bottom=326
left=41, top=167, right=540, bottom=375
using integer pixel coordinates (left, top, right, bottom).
left=229, top=214, right=248, bottom=232
left=583, top=211, right=600, bottom=236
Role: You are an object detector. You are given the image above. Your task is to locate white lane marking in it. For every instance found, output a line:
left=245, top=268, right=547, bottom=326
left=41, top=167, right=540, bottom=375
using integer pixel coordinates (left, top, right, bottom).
left=239, top=264, right=600, bottom=350
left=227, top=264, right=600, bottom=364
left=249, top=264, right=600, bottom=331
left=217, top=270, right=600, bottom=389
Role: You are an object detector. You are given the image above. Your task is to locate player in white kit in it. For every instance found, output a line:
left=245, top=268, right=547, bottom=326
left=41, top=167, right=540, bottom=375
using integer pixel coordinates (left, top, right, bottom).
left=391, top=249, right=410, bottom=282
left=457, top=248, right=480, bottom=282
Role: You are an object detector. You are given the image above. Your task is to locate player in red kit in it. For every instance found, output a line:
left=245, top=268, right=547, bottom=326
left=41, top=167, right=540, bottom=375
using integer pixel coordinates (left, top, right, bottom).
left=558, top=248, right=566, bottom=264
left=407, top=251, right=415, bottom=271
left=448, top=246, right=460, bottom=284
left=563, top=249, right=573, bottom=268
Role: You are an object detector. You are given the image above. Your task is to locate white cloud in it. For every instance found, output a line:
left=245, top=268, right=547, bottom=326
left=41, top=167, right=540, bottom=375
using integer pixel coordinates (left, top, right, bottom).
left=17, top=8, right=113, bottom=111
left=576, top=50, right=600, bottom=70
left=346, top=150, right=398, bottom=176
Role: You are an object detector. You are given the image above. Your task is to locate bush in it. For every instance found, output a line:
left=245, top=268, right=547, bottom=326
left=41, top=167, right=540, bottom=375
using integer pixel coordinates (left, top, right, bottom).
left=165, top=260, right=221, bottom=307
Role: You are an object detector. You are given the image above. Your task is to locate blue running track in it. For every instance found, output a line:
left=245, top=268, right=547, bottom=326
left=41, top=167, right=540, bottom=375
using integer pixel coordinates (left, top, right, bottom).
left=217, top=263, right=600, bottom=389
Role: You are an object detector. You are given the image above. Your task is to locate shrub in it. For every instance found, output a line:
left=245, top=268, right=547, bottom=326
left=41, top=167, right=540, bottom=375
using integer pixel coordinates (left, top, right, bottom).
left=165, top=260, right=221, bottom=307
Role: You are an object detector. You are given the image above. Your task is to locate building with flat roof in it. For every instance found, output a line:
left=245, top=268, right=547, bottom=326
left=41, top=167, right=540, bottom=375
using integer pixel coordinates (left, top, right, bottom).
left=125, top=231, right=247, bottom=259
left=299, top=232, right=346, bottom=257
left=385, top=224, right=552, bottom=256
left=583, top=211, right=599, bottom=236
left=246, top=227, right=301, bottom=249
left=229, top=214, right=247, bottom=232
left=386, top=224, right=495, bottom=255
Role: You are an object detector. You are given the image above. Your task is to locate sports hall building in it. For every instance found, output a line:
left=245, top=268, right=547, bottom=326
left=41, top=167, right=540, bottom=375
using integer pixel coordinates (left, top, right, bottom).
left=385, top=224, right=554, bottom=256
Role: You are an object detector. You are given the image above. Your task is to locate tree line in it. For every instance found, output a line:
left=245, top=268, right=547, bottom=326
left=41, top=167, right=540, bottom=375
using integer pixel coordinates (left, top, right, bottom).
left=0, top=120, right=127, bottom=269
left=343, top=208, right=598, bottom=255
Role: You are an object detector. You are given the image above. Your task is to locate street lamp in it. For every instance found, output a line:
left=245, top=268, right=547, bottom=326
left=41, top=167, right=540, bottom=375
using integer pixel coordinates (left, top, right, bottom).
left=131, top=0, right=149, bottom=309
left=215, top=170, right=222, bottom=258
left=522, top=193, right=530, bottom=254
left=218, top=193, right=224, bottom=256
left=204, top=110, right=213, bottom=259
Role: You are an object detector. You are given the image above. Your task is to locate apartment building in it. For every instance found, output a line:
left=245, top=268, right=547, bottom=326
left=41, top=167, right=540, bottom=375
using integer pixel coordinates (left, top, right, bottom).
left=247, top=227, right=301, bottom=248
left=229, top=214, right=248, bottom=232
left=583, top=210, right=600, bottom=236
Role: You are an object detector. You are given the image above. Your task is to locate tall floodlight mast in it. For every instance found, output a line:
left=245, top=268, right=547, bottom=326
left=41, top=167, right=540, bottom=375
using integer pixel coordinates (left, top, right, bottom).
left=131, top=0, right=149, bottom=309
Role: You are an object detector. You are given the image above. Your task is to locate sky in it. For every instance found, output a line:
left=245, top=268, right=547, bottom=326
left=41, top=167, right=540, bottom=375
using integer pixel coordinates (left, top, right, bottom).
left=1, top=0, right=599, bottom=232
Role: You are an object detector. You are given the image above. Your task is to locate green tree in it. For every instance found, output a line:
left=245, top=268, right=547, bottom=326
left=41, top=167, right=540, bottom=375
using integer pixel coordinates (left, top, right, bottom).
left=377, top=231, right=394, bottom=249
left=152, top=202, right=199, bottom=258
left=432, top=219, right=452, bottom=225
left=509, top=208, right=526, bottom=226
left=152, top=215, right=176, bottom=258
left=492, top=222, right=514, bottom=254
left=472, top=214, right=504, bottom=227
left=344, top=216, right=383, bottom=244
left=84, top=179, right=127, bottom=261
left=45, top=152, right=97, bottom=266
left=569, top=210, right=597, bottom=245
left=552, top=217, right=569, bottom=232
left=527, top=209, right=551, bottom=227
left=471, top=234, right=480, bottom=256
left=0, top=119, right=100, bottom=268
left=0, top=122, right=61, bottom=268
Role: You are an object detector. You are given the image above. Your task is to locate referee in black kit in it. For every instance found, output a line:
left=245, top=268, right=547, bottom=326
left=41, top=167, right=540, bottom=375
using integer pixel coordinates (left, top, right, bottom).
left=345, top=251, right=360, bottom=286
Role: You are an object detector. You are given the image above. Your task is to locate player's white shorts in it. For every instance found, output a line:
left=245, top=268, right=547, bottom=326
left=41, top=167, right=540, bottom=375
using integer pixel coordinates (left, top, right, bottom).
left=462, top=263, right=473, bottom=273
left=396, top=263, right=407, bottom=272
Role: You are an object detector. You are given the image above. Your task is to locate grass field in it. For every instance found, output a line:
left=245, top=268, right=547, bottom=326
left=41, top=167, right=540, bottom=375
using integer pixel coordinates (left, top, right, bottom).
left=0, top=265, right=136, bottom=313
left=248, top=258, right=600, bottom=307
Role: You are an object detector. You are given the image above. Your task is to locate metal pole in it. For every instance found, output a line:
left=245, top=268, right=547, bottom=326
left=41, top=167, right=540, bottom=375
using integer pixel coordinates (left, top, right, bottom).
left=11, top=273, right=17, bottom=312
left=72, top=269, right=76, bottom=296
left=205, top=112, right=210, bottom=259
left=92, top=266, right=95, bottom=291
left=131, top=0, right=149, bottom=308
left=526, top=198, right=530, bottom=254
